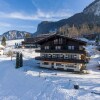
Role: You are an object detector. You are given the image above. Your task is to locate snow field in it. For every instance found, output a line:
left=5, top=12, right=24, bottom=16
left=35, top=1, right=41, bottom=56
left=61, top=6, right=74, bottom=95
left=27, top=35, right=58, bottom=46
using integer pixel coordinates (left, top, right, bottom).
left=0, top=39, right=100, bottom=100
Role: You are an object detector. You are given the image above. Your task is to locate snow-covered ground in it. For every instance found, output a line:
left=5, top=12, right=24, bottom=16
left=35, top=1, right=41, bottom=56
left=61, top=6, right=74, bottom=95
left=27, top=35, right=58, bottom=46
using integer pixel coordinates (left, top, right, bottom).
left=0, top=39, right=24, bottom=47
left=0, top=40, right=100, bottom=100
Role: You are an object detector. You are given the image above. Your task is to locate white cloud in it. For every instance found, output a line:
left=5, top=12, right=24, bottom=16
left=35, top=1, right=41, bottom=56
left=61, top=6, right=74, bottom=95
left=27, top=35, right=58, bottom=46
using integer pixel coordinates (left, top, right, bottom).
left=0, top=12, right=34, bottom=20
left=31, top=0, right=73, bottom=21
left=0, top=22, right=35, bottom=29
left=14, top=25, right=35, bottom=29
left=0, top=22, right=11, bottom=27
left=0, top=9, right=73, bottom=21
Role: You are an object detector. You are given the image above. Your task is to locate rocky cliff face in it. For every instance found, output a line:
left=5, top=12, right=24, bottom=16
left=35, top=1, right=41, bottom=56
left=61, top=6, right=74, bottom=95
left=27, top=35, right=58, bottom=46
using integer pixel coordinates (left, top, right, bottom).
left=83, top=0, right=100, bottom=16
left=35, top=0, right=100, bottom=35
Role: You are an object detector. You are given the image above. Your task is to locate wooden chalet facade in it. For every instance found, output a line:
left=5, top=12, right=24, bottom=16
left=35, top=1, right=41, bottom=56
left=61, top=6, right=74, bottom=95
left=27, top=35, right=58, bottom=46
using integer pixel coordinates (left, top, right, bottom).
left=35, top=34, right=87, bottom=72
left=22, top=37, right=39, bottom=48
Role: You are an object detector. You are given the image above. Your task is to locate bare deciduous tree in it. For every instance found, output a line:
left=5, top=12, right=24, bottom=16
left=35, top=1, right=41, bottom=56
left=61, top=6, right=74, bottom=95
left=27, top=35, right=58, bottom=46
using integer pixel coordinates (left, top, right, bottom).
left=7, top=50, right=13, bottom=61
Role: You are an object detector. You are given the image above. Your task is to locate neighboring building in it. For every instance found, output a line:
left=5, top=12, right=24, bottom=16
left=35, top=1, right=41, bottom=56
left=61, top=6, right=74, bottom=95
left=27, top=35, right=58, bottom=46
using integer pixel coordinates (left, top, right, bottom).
left=0, top=44, right=5, bottom=55
left=35, top=34, right=87, bottom=72
left=22, top=37, right=38, bottom=48
left=22, top=34, right=52, bottom=48
left=83, top=33, right=100, bottom=40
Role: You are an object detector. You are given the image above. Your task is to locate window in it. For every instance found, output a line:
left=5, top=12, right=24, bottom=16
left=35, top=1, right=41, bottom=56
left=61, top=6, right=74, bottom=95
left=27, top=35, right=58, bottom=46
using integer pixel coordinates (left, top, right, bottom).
left=41, top=54, right=45, bottom=57
left=59, top=38, right=63, bottom=44
left=54, top=38, right=63, bottom=44
left=43, top=62, right=49, bottom=65
left=54, top=39, right=58, bottom=44
left=43, top=54, right=48, bottom=58
left=60, top=54, right=64, bottom=58
left=79, top=46, right=83, bottom=50
left=45, top=46, right=49, bottom=50
left=68, top=46, right=71, bottom=50
left=56, top=63, right=63, bottom=67
left=72, top=46, right=74, bottom=50
left=68, top=54, right=70, bottom=59
left=74, top=64, right=77, bottom=67
left=52, top=54, right=57, bottom=58
left=68, top=46, right=74, bottom=50
left=73, top=55, right=77, bottom=59
left=65, top=64, right=76, bottom=68
left=64, top=54, right=78, bottom=59
left=71, top=55, right=74, bottom=59
left=55, top=46, right=61, bottom=50
left=65, top=54, right=69, bottom=59
left=48, top=54, right=52, bottom=58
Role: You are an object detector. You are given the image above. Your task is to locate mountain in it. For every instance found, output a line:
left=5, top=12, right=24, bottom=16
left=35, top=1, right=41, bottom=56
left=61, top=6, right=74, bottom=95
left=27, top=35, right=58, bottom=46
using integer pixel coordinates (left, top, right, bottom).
left=83, top=0, right=100, bottom=16
left=0, top=30, right=32, bottom=40
left=35, top=0, right=100, bottom=35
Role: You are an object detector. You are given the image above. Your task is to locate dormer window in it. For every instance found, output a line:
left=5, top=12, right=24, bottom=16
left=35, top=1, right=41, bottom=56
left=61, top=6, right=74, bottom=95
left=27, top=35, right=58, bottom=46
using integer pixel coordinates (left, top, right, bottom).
left=54, top=38, right=63, bottom=44
left=59, top=38, right=63, bottom=44
left=54, top=39, right=58, bottom=44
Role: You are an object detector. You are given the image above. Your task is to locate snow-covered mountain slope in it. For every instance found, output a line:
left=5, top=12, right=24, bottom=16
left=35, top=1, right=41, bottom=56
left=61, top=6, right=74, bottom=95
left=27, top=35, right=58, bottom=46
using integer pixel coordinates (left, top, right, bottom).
left=0, top=30, right=31, bottom=40
left=83, top=0, right=100, bottom=16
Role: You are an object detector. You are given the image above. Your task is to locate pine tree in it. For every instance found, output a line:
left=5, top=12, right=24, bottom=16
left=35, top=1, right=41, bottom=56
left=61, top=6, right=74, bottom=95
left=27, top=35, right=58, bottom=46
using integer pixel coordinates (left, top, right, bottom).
left=16, top=52, right=20, bottom=68
left=1, top=36, right=6, bottom=46
left=20, top=53, right=23, bottom=67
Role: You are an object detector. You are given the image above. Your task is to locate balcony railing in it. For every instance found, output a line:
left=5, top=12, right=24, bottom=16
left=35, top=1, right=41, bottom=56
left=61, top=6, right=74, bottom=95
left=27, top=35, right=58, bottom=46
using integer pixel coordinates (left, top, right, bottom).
left=35, top=47, right=41, bottom=50
left=35, top=49, right=86, bottom=54
left=35, top=56, right=87, bottom=63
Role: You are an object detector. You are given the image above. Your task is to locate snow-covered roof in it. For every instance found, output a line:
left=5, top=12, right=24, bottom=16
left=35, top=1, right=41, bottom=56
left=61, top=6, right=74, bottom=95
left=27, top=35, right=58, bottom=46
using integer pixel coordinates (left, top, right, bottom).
left=79, top=38, right=89, bottom=42
left=0, top=44, right=5, bottom=49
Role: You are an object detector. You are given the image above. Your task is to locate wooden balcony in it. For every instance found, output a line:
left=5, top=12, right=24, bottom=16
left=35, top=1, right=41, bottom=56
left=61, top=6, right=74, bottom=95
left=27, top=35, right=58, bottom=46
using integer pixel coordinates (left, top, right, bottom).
left=35, top=49, right=86, bottom=54
left=35, top=56, right=87, bottom=64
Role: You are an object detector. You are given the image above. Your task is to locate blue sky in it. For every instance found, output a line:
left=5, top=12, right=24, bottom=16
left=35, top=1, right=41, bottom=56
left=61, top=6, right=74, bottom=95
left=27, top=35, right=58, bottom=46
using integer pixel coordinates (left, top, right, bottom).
left=0, top=0, right=94, bottom=34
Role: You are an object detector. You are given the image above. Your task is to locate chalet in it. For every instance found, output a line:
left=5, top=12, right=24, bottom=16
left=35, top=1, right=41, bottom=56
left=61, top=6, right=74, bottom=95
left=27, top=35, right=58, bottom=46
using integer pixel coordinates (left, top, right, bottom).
left=22, top=37, right=38, bottom=48
left=0, top=44, right=5, bottom=55
left=22, top=34, right=51, bottom=48
left=35, top=34, right=87, bottom=72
